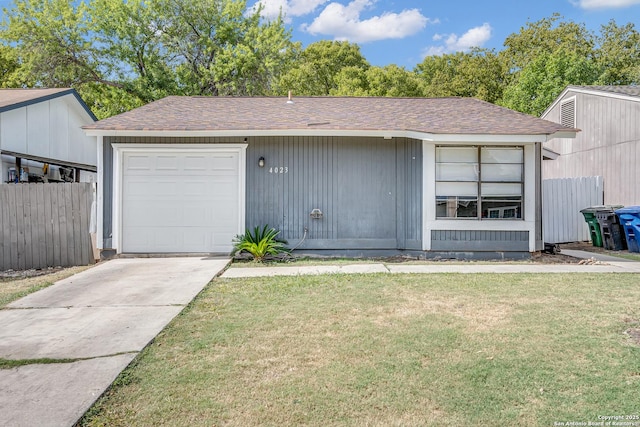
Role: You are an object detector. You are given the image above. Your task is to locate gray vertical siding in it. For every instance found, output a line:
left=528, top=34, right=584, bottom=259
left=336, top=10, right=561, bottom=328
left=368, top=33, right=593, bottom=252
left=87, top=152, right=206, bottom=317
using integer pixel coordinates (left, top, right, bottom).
left=102, top=137, right=114, bottom=249
left=431, top=230, right=529, bottom=251
left=535, top=142, right=543, bottom=250
left=543, top=91, right=640, bottom=206
left=246, top=136, right=422, bottom=250
left=396, top=138, right=423, bottom=249
left=102, top=136, right=422, bottom=252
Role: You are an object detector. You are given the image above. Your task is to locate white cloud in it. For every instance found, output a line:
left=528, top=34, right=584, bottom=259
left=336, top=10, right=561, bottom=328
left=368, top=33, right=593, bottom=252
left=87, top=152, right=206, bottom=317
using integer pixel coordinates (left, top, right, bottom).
left=424, top=23, right=492, bottom=56
left=573, top=0, right=640, bottom=9
left=301, top=0, right=432, bottom=43
left=249, top=0, right=329, bottom=22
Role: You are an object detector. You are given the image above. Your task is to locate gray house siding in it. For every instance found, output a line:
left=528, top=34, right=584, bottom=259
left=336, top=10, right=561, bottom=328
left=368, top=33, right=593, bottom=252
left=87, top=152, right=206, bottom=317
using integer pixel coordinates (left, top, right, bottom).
left=246, top=136, right=422, bottom=250
left=431, top=230, right=529, bottom=251
left=535, top=142, right=543, bottom=251
left=102, top=136, right=422, bottom=252
left=100, top=136, right=539, bottom=254
left=543, top=91, right=640, bottom=206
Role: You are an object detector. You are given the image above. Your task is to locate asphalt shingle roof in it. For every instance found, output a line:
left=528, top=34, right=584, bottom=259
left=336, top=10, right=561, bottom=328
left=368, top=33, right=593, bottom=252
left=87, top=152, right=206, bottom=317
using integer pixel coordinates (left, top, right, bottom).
left=0, top=88, right=74, bottom=110
left=84, top=96, right=574, bottom=136
left=569, top=85, right=640, bottom=98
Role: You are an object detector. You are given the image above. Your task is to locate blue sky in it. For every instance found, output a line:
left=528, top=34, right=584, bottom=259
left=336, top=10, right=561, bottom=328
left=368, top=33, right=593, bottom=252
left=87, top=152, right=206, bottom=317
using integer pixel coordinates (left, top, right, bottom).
left=249, top=0, right=640, bottom=67
left=1, top=0, right=639, bottom=68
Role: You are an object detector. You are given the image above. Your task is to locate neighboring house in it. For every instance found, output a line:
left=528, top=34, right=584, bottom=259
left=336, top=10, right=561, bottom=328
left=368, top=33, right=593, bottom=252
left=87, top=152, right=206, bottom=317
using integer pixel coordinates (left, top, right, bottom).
left=0, top=88, right=98, bottom=184
left=542, top=85, right=640, bottom=206
left=83, top=96, right=575, bottom=257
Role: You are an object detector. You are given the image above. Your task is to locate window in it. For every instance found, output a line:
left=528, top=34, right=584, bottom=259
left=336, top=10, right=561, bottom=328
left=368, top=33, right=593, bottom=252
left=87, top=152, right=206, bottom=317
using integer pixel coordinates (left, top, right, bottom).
left=436, top=146, right=524, bottom=219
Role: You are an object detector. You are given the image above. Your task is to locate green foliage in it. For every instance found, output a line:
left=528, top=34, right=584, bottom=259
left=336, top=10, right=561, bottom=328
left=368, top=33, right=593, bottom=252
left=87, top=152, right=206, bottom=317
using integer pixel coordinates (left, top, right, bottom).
left=277, top=40, right=369, bottom=96
left=500, top=13, right=595, bottom=76
left=2, top=5, right=639, bottom=118
left=0, top=45, right=20, bottom=87
left=0, top=0, right=296, bottom=117
left=415, top=48, right=506, bottom=103
left=333, top=64, right=423, bottom=97
left=500, top=50, right=600, bottom=116
left=232, top=225, right=289, bottom=261
left=595, top=20, right=640, bottom=85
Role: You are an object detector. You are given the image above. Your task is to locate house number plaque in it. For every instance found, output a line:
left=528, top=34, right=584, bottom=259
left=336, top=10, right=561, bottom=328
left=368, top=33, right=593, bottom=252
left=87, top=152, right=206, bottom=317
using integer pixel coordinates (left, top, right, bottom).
left=269, top=167, right=289, bottom=174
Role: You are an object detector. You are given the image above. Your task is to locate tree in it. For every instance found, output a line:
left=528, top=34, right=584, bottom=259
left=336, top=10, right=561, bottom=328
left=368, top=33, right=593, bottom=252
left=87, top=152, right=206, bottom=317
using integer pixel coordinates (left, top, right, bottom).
left=331, top=66, right=369, bottom=96
left=415, top=49, right=506, bottom=103
left=500, top=13, right=595, bottom=76
left=331, top=64, right=422, bottom=97
left=362, top=65, right=422, bottom=97
left=277, top=40, right=369, bottom=96
left=0, top=0, right=296, bottom=117
left=595, top=20, right=640, bottom=85
left=498, top=14, right=599, bottom=115
left=500, top=50, right=600, bottom=116
left=0, top=45, right=20, bottom=87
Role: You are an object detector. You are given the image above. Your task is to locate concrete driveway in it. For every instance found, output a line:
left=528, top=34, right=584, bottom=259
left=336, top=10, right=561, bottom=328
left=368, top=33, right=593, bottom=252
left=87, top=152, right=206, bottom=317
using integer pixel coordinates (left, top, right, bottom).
left=0, top=257, right=229, bottom=427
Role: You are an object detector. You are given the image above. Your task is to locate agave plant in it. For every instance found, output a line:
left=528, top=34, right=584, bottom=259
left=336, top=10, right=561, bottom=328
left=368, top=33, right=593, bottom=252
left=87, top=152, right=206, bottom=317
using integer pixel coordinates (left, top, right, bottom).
left=232, top=225, right=289, bottom=262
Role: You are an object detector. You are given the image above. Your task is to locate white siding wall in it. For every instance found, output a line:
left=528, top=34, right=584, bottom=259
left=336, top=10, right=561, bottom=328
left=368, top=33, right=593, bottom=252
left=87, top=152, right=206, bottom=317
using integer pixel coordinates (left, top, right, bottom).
left=543, top=91, right=640, bottom=206
left=543, top=176, right=604, bottom=243
left=0, top=94, right=96, bottom=168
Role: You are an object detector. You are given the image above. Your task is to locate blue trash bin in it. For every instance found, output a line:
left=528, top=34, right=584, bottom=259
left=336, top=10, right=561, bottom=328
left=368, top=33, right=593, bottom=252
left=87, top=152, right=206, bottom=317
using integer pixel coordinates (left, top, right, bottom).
left=615, top=206, right=640, bottom=253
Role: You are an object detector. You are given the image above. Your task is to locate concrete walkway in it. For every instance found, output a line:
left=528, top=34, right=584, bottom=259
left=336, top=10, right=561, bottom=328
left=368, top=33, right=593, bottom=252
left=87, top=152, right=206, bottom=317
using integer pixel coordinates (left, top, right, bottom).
left=0, top=257, right=230, bottom=427
left=221, top=251, right=640, bottom=278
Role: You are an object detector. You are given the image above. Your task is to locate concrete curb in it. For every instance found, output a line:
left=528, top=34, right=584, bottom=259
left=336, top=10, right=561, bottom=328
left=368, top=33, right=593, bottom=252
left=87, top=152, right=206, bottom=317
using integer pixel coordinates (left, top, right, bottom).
left=221, top=255, right=640, bottom=278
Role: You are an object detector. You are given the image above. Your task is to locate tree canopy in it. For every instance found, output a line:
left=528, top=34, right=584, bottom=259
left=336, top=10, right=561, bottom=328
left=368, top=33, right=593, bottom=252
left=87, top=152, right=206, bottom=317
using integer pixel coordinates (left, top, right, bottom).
left=1, top=4, right=638, bottom=118
left=276, top=40, right=369, bottom=96
left=1, top=0, right=297, bottom=118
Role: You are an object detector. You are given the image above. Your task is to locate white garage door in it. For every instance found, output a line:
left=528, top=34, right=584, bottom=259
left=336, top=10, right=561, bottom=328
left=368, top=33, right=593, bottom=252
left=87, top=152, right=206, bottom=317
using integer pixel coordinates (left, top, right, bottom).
left=121, top=149, right=242, bottom=253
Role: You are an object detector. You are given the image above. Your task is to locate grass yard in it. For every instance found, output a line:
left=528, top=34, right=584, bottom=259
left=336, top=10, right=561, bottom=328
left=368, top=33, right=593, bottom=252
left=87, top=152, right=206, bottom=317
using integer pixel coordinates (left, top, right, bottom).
left=0, top=266, right=91, bottom=307
left=81, top=273, right=640, bottom=427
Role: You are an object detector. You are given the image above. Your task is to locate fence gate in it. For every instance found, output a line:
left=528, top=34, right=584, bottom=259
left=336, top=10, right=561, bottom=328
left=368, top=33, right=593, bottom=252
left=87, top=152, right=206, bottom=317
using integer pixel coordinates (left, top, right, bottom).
left=542, top=176, right=604, bottom=244
left=0, top=183, right=95, bottom=271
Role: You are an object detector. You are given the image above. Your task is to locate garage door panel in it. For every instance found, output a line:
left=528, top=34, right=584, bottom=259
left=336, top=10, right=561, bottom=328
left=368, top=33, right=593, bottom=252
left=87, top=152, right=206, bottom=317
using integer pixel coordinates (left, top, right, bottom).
left=126, top=180, right=181, bottom=197
left=121, top=149, right=241, bottom=253
left=184, top=156, right=209, bottom=170
left=125, top=155, right=154, bottom=171
left=156, top=155, right=180, bottom=170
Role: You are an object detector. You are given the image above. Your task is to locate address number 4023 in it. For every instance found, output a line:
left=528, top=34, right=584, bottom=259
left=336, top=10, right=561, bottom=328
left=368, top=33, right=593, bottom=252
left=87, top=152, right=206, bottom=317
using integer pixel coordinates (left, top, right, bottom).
left=269, top=167, right=289, bottom=174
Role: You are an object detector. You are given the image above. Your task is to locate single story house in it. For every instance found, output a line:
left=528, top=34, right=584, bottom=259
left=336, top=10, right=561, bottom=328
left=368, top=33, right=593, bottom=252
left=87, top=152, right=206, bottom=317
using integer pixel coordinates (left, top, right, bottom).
left=0, top=88, right=97, bottom=184
left=83, top=96, right=576, bottom=258
left=542, top=85, right=640, bottom=206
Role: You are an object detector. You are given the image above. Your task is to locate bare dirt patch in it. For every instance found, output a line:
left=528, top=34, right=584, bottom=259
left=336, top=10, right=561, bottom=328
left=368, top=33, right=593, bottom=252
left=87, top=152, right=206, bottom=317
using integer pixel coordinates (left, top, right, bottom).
left=626, top=329, right=640, bottom=346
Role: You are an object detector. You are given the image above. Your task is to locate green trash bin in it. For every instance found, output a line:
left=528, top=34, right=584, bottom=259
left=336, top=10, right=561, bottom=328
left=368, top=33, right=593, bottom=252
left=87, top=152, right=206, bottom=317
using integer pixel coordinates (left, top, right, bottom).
left=580, top=207, right=604, bottom=247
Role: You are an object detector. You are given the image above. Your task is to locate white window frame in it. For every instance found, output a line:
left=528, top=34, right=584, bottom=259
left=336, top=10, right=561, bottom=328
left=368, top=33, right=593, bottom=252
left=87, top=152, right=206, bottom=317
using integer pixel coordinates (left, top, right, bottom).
left=435, top=145, right=524, bottom=220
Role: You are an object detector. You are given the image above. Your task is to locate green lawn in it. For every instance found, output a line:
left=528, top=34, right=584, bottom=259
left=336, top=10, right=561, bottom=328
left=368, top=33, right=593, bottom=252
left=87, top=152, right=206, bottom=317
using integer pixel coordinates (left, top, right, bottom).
left=81, top=273, right=640, bottom=427
left=0, top=266, right=91, bottom=307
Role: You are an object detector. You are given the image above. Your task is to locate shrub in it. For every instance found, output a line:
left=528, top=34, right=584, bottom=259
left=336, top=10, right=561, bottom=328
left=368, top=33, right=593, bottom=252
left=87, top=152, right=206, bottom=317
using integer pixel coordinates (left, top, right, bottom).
left=232, top=225, right=289, bottom=262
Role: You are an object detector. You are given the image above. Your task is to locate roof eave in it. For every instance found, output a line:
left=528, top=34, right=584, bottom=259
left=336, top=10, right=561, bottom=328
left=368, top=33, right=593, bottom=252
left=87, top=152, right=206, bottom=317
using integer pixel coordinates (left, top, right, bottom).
left=542, top=147, right=560, bottom=160
left=542, top=85, right=640, bottom=118
left=0, top=89, right=97, bottom=121
left=83, top=128, right=566, bottom=143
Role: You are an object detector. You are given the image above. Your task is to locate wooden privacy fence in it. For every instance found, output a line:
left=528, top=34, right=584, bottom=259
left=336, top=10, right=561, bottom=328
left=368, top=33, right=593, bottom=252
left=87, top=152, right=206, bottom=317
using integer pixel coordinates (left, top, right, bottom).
left=0, top=183, right=95, bottom=271
left=543, top=176, right=604, bottom=244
